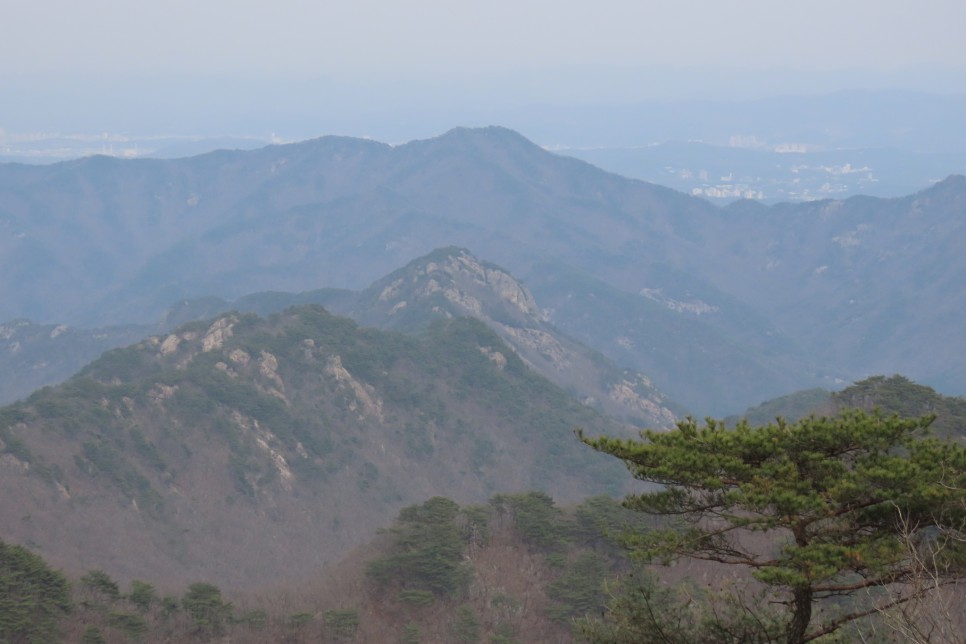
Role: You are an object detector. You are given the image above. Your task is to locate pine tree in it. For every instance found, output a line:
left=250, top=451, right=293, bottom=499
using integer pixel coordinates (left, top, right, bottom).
left=579, top=410, right=966, bottom=643
left=0, top=540, right=71, bottom=642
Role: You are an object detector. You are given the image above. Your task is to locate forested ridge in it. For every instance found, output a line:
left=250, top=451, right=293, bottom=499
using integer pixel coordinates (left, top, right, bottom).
left=3, top=374, right=964, bottom=642
left=0, top=305, right=628, bottom=588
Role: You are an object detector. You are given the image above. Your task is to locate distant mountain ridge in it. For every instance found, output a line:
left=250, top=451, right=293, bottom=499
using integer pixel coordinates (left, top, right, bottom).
left=0, top=248, right=681, bottom=426
left=0, top=126, right=718, bottom=326
left=1, top=127, right=964, bottom=414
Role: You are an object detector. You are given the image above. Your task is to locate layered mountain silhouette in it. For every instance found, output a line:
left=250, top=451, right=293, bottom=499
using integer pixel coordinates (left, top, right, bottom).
left=2, top=127, right=964, bottom=413
left=0, top=248, right=681, bottom=427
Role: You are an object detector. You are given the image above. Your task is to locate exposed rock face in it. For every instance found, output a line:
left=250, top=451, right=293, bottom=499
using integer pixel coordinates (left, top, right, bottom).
left=609, top=377, right=677, bottom=428
left=378, top=278, right=404, bottom=302
left=159, top=334, right=181, bottom=356
left=479, top=346, right=508, bottom=369
left=149, top=383, right=178, bottom=406
left=325, top=355, right=385, bottom=422
left=640, top=288, right=718, bottom=315
left=500, top=327, right=571, bottom=371
left=231, top=411, right=294, bottom=491
left=1, top=247, right=678, bottom=431
left=258, top=351, right=287, bottom=401
left=425, top=252, right=543, bottom=320
left=202, top=316, right=235, bottom=352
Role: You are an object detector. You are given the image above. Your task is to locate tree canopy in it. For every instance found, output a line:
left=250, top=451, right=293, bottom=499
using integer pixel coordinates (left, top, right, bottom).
left=0, top=540, right=71, bottom=643
left=579, top=410, right=966, bottom=643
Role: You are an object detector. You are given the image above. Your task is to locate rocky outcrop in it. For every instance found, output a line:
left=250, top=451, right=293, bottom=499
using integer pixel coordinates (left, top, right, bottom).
left=325, top=355, right=385, bottom=422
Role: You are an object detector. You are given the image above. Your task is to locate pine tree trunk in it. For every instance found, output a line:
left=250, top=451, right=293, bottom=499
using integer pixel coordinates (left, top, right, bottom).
left=786, top=585, right=812, bottom=644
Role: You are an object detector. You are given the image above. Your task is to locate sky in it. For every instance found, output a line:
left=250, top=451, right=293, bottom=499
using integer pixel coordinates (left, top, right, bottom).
left=3, top=0, right=965, bottom=76
left=2, top=1, right=965, bottom=142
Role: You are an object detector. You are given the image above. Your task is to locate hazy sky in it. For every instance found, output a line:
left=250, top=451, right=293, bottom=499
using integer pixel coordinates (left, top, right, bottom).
left=3, top=0, right=965, bottom=140
left=4, top=0, right=965, bottom=76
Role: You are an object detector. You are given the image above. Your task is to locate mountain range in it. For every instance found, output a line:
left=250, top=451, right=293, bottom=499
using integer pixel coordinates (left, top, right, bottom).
left=0, top=248, right=681, bottom=430
left=1, top=126, right=964, bottom=415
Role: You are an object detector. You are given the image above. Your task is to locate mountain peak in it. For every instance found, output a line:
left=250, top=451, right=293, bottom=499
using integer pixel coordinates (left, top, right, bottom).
left=435, top=125, right=533, bottom=143
left=417, top=126, right=545, bottom=156
left=354, top=247, right=678, bottom=428
left=361, top=246, right=544, bottom=330
left=900, top=173, right=966, bottom=209
left=922, top=173, right=966, bottom=196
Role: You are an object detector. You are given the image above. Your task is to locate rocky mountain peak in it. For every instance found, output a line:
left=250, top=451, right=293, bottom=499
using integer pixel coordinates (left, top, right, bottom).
left=376, top=247, right=544, bottom=325
left=353, top=248, right=679, bottom=428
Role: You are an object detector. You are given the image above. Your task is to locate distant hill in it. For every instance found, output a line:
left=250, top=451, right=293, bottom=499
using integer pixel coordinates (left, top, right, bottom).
left=2, top=127, right=965, bottom=414
left=729, top=374, right=966, bottom=439
left=0, top=306, right=628, bottom=587
left=830, top=375, right=966, bottom=439
left=725, top=388, right=834, bottom=427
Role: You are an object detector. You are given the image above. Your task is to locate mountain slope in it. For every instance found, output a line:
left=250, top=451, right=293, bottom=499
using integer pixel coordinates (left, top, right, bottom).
left=2, top=127, right=964, bottom=413
left=0, top=127, right=719, bottom=327
left=524, top=261, right=828, bottom=415
left=340, top=247, right=680, bottom=427
left=709, top=177, right=966, bottom=389
left=0, top=306, right=626, bottom=587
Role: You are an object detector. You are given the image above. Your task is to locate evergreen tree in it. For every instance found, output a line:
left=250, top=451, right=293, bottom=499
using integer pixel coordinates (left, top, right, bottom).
left=181, top=582, right=232, bottom=637
left=0, top=540, right=71, bottom=643
left=80, top=568, right=120, bottom=602
left=127, top=579, right=156, bottom=612
left=366, top=497, right=473, bottom=599
left=579, top=410, right=966, bottom=643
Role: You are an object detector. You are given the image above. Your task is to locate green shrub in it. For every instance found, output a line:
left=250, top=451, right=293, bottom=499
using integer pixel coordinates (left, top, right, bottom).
left=489, top=621, right=519, bottom=644
left=397, top=589, right=435, bottom=606
left=80, top=625, right=107, bottom=643
left=81, top=569, right=120, bottom=600
left=450, top=605, right=480, bottom=642
left=182, top=582, right=232, bottom=636
left=128, top=580, right=156, bottom=612
left=237, top=609, right=268, bottom=630
left=108, top=611, right=149, bottom=638
left=545, top=552, right=609, bottom=622
left=324, top=608, right=360, bottom=640
left=400, top=621, right=422, bottom=643
left=288, top=611, right=314, bottom=628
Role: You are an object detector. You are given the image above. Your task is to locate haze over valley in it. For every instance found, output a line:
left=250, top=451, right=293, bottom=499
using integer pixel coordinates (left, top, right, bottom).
left=2, top=127, right=964, bottom=415
left=5, top=86, right=964, bottom=205
left=2, top=1, right=965, bottom=642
